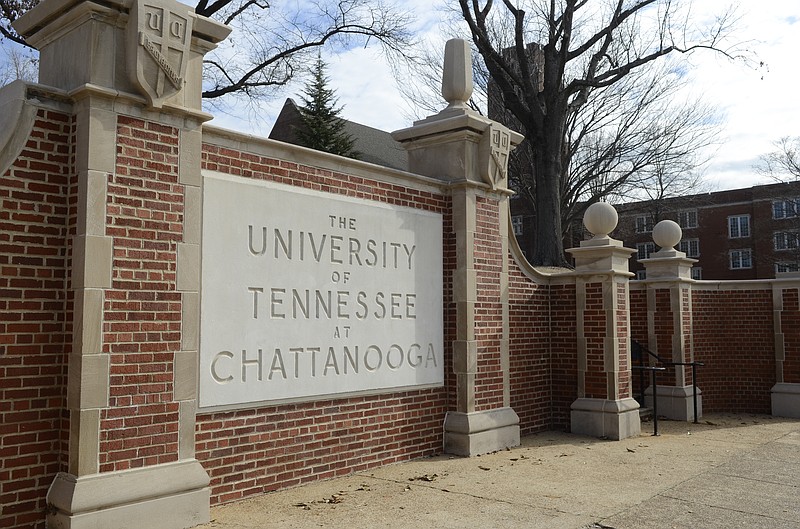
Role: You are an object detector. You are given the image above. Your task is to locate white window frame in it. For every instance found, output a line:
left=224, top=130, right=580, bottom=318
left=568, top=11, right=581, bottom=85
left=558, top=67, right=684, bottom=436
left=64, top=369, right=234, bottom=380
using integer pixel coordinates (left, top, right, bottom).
left=729, top=249, right=753, bottom=270
left=635, top=215, right=654, bottom=234
left=728, top=215, right=750, bottom=239
left=511, top=215, right=524, bottom=237
left=774, top=231, right=799, bottom=251
left=636, top=242, right=655, bottom=260
left=691, top=267, right=702, bottom=280
left=776, top=262, right=800, bottom=274
left=636, top=270, right=647, bottom=280
left=678, top=238, right=700, bottom=257
left=773, top=199, right=799, bottom=219
left=678, top=210, right=698, bottom=229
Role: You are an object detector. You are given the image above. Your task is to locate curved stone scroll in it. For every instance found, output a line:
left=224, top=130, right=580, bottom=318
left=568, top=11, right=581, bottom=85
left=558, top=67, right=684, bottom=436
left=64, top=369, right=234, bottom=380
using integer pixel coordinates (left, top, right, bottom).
left=0, top=81, right=38, bottom=178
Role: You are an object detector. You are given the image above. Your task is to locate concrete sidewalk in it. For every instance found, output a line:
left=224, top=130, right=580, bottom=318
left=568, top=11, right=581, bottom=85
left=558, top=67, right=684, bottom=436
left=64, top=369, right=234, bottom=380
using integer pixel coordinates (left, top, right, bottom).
left=199, top=414, right=800, bottom=529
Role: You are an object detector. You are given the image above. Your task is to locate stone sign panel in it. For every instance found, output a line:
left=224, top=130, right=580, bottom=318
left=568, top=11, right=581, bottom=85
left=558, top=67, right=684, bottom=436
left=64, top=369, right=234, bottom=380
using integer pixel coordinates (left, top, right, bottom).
left=199, top=173, right=444, bottom=409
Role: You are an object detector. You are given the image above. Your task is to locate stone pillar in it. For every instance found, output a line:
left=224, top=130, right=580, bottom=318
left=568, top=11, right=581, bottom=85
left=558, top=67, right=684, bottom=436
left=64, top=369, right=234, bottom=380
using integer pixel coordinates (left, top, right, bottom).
left=393, top=39, right=523, bottom=455
left=772, top=272, right=800, bottom=418
left=13, top=0, right=229, bottom=527
left=567, top=203, right=640, bottom=440
left=639, top=220, right=702, bottom=421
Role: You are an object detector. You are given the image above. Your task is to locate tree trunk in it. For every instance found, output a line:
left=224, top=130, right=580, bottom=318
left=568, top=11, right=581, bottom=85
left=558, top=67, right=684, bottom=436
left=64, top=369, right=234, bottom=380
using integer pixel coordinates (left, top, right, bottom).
left=529, top=116, right=569, bottom=267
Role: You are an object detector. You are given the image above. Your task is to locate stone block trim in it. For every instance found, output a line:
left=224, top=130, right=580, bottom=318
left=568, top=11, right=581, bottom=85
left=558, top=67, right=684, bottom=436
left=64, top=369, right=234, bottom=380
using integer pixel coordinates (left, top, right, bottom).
left=780, top=288, right=800, bottom=384
left=0, top=107, right=73, bottom=529
left=99, top=115, right=184, bottom=472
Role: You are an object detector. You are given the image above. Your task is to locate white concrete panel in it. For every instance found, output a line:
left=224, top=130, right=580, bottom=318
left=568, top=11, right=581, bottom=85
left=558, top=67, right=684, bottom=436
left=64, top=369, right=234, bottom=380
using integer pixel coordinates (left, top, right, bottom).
left=200, top=172, right=444, bottom=408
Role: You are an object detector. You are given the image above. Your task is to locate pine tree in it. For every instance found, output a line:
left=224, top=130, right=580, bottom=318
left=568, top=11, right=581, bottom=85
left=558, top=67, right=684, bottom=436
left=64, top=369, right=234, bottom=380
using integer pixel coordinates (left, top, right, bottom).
left=295, top=56, right=358, bottom=159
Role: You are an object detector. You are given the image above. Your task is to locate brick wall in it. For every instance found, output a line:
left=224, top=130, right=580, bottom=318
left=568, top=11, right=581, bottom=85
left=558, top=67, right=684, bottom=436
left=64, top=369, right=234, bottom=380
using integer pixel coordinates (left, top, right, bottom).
left=197, top=141, right=453, bottom=505
left=679, top=288, right=774, bottom=413
left=550, top=283, right=578, bottom=431
left=474, top=196, right=504, bottom=412
left=508, top=260, right=552, bottom=434
left=0, top=108, right=73, bottom=529
left=98, top=116, right=184, bottom=472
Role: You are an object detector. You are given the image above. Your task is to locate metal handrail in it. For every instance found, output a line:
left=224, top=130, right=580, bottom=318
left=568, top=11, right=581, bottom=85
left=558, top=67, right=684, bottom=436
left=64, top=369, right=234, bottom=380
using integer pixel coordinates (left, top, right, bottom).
left=631, top=340, right=705, bottom=424
left=632, top=365, right=666, bottom=435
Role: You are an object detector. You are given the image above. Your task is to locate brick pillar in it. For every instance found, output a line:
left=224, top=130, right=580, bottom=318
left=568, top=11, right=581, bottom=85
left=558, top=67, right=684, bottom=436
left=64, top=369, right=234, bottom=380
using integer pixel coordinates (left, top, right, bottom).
left=13, top=0, right=229, bottom=527
left=567, top=203, right=640, bottom=440
left=393, top=39, right=523, bottom=455
left=772, top=272, right=800, bottom=417
left=639, top=220, right=702, bottom=421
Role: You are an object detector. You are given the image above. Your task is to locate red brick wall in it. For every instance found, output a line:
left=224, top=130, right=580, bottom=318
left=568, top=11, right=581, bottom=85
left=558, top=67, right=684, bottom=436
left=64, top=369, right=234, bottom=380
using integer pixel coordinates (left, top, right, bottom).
left=629, top=287, right=647, bottom=343
left=98, top=116, right=184, bottom=472
left=583, top=283, right=606, bottom=399
left=550, top=283, right=578, bottom=431
left=197, top=142, right=453, bottom=505
left=0, top=108, right=73, bottom=529
left=474, top=197, right=504, bottom=412
left=508, top=261, right=552, bottom=434
left=689, top=289, right=774, bottom=413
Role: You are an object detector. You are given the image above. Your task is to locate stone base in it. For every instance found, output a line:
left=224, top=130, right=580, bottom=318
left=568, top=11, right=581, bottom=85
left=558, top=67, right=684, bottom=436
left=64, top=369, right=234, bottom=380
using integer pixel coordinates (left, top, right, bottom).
left=443, top=407, right=520, bottom=456
left=46, top=460, right=210, bottom=529
left=772, top=383, right=800, bottom=418
left=645, top=385, right=702, bottom=421
left=570, top=398, right=641, bottom=440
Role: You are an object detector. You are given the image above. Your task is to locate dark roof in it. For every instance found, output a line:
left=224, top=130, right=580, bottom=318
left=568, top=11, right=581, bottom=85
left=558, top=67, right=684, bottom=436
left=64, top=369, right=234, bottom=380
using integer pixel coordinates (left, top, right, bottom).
left=268, top=98, right=409, bottom=172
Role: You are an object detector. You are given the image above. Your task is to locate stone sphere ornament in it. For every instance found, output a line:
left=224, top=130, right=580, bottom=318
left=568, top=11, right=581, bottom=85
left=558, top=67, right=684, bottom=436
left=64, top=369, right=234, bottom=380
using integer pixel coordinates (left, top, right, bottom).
left=583, top=202, right=618, bottom=237
left=652, top=220, right=682, bottom=250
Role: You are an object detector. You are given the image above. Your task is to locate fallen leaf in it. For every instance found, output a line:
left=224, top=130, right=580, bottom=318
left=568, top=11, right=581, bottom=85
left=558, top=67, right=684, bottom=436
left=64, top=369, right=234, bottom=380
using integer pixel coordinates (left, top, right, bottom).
left=478, top=465, right=491, bottom=471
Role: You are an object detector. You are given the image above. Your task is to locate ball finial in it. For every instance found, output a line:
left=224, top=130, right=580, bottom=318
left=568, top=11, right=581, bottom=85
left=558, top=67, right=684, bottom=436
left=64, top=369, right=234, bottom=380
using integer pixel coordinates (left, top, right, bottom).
left=583, top=202, right=618, bottom=238
left=652, top=220, right=682, bottom=250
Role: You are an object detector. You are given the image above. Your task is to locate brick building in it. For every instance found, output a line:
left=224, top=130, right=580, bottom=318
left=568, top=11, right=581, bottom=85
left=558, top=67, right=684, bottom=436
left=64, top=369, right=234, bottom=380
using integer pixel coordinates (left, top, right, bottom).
left=610, top=181, right=800, bottom=280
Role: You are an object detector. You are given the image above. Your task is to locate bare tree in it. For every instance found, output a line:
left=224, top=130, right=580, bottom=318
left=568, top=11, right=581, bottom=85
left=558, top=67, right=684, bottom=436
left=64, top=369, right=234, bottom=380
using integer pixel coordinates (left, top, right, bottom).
left=455, top=0, right=747, bottom=266
left=757, top=137, right=800, bottom=272
left=2, top=0, right=416, bottom=110
left=759, top=137, right=800, bottom=183
left=0, top=42, right=36, bottom=85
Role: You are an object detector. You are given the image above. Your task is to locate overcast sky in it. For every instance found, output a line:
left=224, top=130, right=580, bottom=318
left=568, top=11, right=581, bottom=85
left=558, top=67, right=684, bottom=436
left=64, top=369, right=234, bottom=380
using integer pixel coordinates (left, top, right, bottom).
left=207, top=0, right=800, bottom=193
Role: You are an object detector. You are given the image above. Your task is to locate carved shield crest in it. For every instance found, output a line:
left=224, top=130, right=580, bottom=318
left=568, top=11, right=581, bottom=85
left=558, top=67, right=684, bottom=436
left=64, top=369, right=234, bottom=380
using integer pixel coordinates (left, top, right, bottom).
left=479, top=123, right=513, bottom=190
left=128, top=0, right=193, bottom=108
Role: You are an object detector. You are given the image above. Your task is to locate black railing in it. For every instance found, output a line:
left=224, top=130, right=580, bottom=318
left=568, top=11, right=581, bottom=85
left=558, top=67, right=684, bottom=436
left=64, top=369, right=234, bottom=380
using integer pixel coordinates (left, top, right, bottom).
left=632, top=364, right=666, bottom=435
left=631, top=339, right=705, bottom=430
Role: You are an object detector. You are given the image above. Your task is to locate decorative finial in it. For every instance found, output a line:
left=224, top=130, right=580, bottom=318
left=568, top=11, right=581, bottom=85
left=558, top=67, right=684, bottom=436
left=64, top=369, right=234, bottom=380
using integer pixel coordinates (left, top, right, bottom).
left=652, top=220, right=682, bottom=251
left=441, top=39, right=473, bottom=108
left=583, top=202, right=618, bottom=238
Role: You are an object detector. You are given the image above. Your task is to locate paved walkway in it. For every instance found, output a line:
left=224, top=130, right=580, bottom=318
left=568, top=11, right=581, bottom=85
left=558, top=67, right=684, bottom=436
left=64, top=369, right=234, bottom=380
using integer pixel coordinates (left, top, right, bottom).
left=200, top=413, right=800, bottom=528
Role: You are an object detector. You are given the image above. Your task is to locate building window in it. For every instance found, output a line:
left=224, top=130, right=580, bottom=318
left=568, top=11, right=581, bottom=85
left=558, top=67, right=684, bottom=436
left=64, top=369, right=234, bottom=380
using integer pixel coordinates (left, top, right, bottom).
left=728, top=215, right=750, bottom=238
left=678, top=210, right=698, bottom=229
left=691, top=267, right=702, bottom=280
left=636, top=242, right=655, bottom=260
left=635, top=215, right=654, bottom=233
left=776, top=262, right=800, bottom=274
left=512, top=215, right=523, bottom=237
left=678, top=238, right=700, bottom=257
left=636, top=270, right=647, bottom=280
left=729, top=249, right=752, bottom=270
left=774, top=231, right=799, bottom=251
left=773, top=199, right=799, bottom=219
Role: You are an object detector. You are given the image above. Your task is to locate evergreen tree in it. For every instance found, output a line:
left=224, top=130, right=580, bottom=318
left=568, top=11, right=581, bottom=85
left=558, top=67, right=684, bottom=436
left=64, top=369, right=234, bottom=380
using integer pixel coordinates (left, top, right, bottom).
left=295, top=56, right=358, bottom=159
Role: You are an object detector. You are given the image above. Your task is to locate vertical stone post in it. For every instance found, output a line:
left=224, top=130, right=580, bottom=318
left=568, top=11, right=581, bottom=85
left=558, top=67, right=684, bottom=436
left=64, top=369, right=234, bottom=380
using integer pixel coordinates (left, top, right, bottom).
left=772, top=272, right=800, bottom=417
left=567, top=203, right=640, bottom=440
left=13, top=0, right=229, bottom=527
left=393, top=39, right=523, bottom=455
left=639, top=220, right=702, bottom=421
